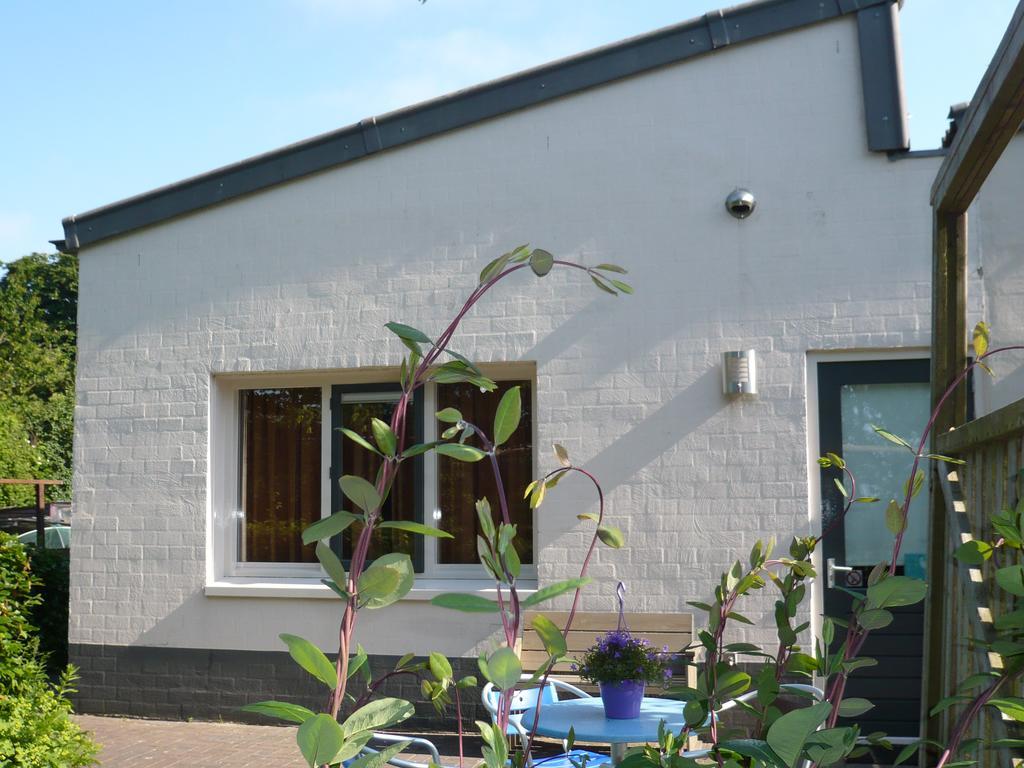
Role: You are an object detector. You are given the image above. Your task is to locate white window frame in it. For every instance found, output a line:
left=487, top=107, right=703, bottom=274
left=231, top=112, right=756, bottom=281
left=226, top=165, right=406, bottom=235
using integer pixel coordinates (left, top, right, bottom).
left=209, top=364, right=537, bottom=587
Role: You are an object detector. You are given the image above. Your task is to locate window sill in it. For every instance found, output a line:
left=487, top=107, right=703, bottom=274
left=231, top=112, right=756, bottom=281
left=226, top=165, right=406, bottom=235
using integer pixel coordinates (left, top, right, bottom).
left=204, top=578, right=538, bottom=600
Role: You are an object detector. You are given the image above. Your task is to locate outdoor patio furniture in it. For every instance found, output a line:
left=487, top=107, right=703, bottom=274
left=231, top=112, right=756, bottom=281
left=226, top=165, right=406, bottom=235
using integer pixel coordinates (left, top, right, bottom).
left=482, top=677, right=612, bottom=767
left=521, top=683, right=825, bottom=767
left=356, top=732, right=442, bottom=768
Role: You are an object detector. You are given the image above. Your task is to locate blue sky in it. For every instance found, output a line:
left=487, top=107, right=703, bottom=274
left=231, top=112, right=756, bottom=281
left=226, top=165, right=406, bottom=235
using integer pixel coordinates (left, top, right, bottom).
left=0, top=0, right=1017, bottom=261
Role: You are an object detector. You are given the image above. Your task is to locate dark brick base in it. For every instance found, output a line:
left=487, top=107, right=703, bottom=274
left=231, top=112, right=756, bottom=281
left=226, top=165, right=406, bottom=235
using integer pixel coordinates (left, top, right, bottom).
left=70, top=643, right=485, bottom=727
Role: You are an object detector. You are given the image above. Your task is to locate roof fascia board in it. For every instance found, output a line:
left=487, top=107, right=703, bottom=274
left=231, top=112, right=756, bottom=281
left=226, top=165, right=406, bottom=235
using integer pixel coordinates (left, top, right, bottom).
left=931, top=0, right=1024, bottom=213
left=856, top=2, right=909, bottom=151
left=62, top=0, right=893, bottom=253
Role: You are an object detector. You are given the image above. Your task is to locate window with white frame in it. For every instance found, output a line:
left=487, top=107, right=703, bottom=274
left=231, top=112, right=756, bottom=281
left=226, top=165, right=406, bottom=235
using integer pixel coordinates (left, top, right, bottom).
left=220, top=371, right=534, bottom=581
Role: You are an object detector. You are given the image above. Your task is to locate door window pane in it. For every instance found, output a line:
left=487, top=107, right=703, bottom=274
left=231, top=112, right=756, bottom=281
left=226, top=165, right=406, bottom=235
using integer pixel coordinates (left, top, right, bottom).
left=840, top=382, right=930, bottom=565
left=240, top=388, right=322, bottom=563
left=339, top=395, right=417, bottom=561
left=437, top=381, right=533, bottom=565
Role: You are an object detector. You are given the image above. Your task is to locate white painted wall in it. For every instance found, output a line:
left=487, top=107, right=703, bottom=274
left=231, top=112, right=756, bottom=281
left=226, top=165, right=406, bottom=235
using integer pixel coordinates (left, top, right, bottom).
left=71, top=15, right=944, bottom=658
left=971, top=135, right=1024, bottom=413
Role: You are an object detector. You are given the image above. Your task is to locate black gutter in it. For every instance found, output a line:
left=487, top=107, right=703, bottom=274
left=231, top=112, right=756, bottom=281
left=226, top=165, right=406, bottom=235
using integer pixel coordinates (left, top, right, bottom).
left=61, top=0, right=897, bottom=253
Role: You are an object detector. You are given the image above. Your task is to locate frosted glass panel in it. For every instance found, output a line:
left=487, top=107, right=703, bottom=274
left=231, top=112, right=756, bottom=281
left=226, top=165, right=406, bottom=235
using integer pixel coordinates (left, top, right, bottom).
left=840, top=382, right=930, bottom=566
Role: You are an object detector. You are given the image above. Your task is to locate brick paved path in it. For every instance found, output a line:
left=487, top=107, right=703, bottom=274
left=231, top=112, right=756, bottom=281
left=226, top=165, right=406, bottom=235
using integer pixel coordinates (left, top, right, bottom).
left=76, top=714, right=509, bottom=767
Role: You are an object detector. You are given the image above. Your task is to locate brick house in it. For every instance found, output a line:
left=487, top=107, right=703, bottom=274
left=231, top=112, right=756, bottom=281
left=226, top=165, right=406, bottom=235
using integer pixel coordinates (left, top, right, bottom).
left=56, top=0, right=1024, bottom=739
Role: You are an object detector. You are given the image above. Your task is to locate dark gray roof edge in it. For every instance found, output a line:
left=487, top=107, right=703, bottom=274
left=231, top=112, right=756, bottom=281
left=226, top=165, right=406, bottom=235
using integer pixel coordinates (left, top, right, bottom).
left=61, top=0, right=895, bottom=253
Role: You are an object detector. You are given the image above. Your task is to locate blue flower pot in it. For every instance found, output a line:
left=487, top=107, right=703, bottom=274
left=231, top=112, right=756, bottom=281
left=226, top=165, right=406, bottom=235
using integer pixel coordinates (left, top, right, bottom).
left=599, top=680, right=645, bottom=719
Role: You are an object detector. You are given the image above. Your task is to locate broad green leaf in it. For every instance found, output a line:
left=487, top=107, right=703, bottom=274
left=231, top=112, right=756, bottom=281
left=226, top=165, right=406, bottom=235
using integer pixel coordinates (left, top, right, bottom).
left=385, top=321, right=431, bottom=344
left=358, top=553, right=414, bottom=609
left=997, top=565, right=1024, bottom=597
left=442, top=425, right=460, bottom=439
left=837, top=698, right=873, bottom=717
left=866, top=576, right=927, bottom=609
left=302, top=510, right=362, bottom=544
left=521, top=577, right=592, bottom=608
left=370, top=418, right=396, bottom=457
left=240, top=700, right=316, bottom=724
left=436, top=443, right=487, bottom=462
left=342, top=697, right=415, bottom=738
left=989, top=697, right=1024, bottom=720
left=720, top=740, right=786, bottom=768
left=930, top=694, right=970, bottom=715
left=955, top=539, right=993, bottom=565
left=493, top=386, right=522, bottom=447
left=803, top=728, right=858, bottom=765
left=833, top=478, right=848, bottom=498
left=297, top=714, right=345, bottom=768
left=553, top=443, right=571, bottom=467
left=436, top=407, right=463, bottom=423
left=529, top=480, right=547, bottom=509
left=429, top=652, right=453, bottom=682
left=610, top=279, right=634, bottom=295
left=597, top=525, right=625, bottom=548
left=590, top=274, right=617, bottom=295
left=894, top=741, right=921, bottom=766
left=431, top=593, right=500, bottom=612
left=476, top=498, right=496, bottom=540
left=904, top=469, right=925, bottom=499
left=347, top=741, right=412, bottom=768
left=331, top=732, right=374, bottom=765
left=340, top=475, right=382, bottom=514
left=487, top=647, right=522, bottom=690
left=717, top=669, right=751, bottom=699
left=924, top=453, right=966, bottom=465
left=339, top=427, right=382, bottom=457
left=871, top=425, right=913, bottom=450
left=530, top=248, right=554, bottom=277
left=348, top=644, right=369, bottom=680
left=766, top=701, right=832, bottom=768
left=480, top=252, right=512, bottom=284
left=377, top=520, right=454, bottom=538
left=683, top=699, right=709, bottom=727
left=531, top=613, right=567, bottom=657
left=885, top=500, right=904, bottom=534
left=973, top=321, right=990, bottom=359
left=996, top=609, right=1024, bottom=631
left=401, top=441, right=439, bottom=458
left=857, top=609, right=893, bottom=630
left=316, top=541, right=347, bottom=586
left=594, top=263, right=628, bottom=274
left=280, top=634, right=338, bottom=689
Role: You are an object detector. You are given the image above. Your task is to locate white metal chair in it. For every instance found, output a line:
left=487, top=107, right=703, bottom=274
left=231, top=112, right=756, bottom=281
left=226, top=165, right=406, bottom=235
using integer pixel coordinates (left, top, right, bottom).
left=481, top=677, right=612, bottom=767
left=356, top=732, right=442, bottom=768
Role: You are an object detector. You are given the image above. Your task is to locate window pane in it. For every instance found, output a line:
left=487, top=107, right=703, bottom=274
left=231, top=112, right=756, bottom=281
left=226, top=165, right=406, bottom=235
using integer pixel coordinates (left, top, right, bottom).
left=437, top=381, right=533, bottom=564
left=240, top=388, right=321, bottom=563
left=340, top=397, right=417, bottom=561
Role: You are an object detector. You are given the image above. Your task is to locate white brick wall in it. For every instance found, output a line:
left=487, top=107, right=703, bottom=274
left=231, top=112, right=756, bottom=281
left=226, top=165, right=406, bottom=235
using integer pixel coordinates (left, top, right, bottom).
left=72, top=16, right=948, bottom=657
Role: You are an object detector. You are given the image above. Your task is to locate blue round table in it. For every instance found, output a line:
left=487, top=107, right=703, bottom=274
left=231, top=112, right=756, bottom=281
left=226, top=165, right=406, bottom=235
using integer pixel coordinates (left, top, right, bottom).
left=522, top=697, right=686, bottom=765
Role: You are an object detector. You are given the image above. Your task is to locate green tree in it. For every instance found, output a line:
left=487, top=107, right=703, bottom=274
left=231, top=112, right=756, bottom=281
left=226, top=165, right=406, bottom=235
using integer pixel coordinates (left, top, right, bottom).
left=0, top=253, right=77, bottom=506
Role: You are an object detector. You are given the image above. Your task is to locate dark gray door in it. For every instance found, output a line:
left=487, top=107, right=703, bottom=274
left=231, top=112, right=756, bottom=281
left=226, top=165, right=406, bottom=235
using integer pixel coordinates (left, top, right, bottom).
left=818, top=359, right=930, bottom=741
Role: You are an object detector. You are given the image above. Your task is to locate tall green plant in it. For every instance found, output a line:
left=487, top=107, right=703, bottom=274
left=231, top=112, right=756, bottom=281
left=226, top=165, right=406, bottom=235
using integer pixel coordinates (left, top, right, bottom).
left=618, top=322, right=1024, bottom=768
left=245, top=246, right=632, bottom=767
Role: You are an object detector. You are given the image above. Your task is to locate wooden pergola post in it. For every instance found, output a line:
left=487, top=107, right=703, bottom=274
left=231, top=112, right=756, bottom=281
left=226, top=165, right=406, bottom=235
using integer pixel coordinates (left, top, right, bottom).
left=923, top=0, right=1024, bottom=750
left=0, top=478, right=63, bottom=547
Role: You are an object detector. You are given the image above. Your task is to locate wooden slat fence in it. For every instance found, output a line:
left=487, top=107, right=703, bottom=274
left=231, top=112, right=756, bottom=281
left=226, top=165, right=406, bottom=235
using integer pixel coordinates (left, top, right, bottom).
left=933, top=398, right=1024, bottom=767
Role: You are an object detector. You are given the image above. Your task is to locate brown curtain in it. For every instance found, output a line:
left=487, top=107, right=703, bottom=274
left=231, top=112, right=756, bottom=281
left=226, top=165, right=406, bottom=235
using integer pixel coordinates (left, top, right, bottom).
left=437, top=381, right=533, bottom=564
left=340, top=399, right=416, bottom=560
left=241, top=388, right=321, bottom=563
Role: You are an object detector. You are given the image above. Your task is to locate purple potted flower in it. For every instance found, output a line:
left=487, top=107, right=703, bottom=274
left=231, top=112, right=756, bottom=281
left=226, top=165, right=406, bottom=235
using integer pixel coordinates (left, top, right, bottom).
left=574, top=630, right=671, bottom=719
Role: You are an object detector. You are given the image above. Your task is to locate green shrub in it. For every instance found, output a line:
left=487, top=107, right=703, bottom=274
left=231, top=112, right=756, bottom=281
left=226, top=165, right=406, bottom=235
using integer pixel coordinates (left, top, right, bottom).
left=0, top=533, right=97, bottom=767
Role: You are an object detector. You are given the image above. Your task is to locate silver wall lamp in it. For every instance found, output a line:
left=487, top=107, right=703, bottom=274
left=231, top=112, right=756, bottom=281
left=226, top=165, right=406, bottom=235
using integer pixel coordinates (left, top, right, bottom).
left=722, top=350, right=758, bottom=395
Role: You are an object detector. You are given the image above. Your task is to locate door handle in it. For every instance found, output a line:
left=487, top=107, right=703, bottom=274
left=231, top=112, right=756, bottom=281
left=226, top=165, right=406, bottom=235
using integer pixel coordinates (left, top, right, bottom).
left=827, top=558, right=853, bottom=588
